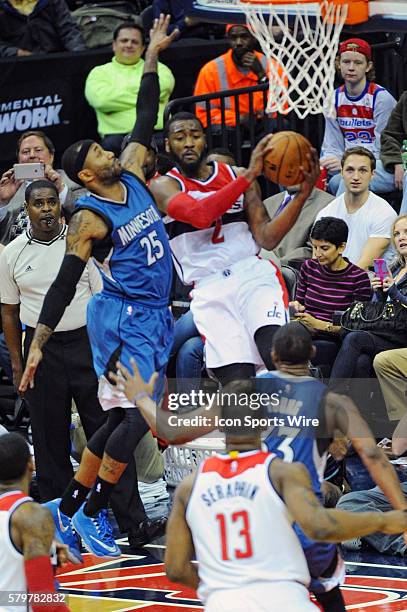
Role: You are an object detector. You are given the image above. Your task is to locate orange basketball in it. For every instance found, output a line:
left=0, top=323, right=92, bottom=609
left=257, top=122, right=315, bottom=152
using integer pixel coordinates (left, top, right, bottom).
left=263, top=131, right=312, bottom=186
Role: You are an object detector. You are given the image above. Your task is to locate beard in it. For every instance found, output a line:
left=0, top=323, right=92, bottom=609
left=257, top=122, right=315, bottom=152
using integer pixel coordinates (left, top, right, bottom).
left=169, top=148, right=206, bottom=177
left=99, top=159, right=121, bottom=184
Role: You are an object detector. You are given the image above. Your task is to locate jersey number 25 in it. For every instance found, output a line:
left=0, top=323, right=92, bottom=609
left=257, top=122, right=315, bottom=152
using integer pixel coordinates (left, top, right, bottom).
left=140, top=230, right=164, bottom=266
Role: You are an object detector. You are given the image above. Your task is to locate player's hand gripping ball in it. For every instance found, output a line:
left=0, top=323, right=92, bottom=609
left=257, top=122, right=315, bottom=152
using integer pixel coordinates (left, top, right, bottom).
left=263, top=131, right=312, bottom=186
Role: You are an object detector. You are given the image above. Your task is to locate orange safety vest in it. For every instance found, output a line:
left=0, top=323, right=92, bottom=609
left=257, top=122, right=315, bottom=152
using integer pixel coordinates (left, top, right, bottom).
left=194, top=49, right=286, bottom=128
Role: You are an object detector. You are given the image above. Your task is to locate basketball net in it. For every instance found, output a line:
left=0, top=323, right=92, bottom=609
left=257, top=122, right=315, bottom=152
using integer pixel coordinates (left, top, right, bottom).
left=239, top=1, right=348, bottom=118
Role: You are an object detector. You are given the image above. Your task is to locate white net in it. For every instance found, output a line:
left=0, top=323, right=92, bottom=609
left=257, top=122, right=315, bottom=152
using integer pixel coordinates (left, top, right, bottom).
left=240, top=1, right=348, bottom=118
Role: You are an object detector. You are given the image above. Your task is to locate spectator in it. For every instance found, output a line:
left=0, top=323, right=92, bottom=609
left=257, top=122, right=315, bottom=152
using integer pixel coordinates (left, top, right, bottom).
left=0, top=0, right=85, bottom=57
left=315, top=147, right=397, bottom=269
left=152, top=1, right=200, bottom=36
left=0, top=130, right=85, bottom=246
left=291, top=217, right=371, bottom=374
left=193, top=23, right=286, bottom=128
left=329, top=214, right=407, bottom=384
left=85, top=20, right=175, bottom=155
left=381, top=90, right=407, bottom=215
left=261, top=184, right=334, bottom=266
left=337, top=482, right=407, bottom=555
left=320, top=38, right=396, bottom=196
left=373, top=348, right=407, bottom=422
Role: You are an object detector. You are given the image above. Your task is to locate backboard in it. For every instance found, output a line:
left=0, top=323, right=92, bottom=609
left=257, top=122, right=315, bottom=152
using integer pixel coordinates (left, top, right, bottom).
left=184, top=0, right=407, bottom=31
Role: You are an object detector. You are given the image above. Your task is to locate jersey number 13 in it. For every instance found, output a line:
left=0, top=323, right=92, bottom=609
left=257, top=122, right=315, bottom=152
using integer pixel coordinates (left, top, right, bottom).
left=216, top=510, right=253, bottom=561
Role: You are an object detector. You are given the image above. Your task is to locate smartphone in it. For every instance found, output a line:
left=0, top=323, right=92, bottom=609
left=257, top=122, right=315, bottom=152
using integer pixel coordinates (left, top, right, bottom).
left=288, top=304, right=297, bottom=319
left=13, top=162, right=45, bottom=180
left=373, top=258, right=390, bottom=282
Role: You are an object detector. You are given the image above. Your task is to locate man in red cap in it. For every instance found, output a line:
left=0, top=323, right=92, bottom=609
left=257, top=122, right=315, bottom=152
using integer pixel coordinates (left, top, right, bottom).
left=193, top=23, right=286, bottom=128
left=320, top=37, right=397, bottom=196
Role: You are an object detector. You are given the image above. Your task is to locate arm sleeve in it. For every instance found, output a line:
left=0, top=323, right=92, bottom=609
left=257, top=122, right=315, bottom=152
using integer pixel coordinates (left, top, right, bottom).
left=320, top=101, right=345, bottom=159
left=0, top=40, right=18, bottom=57
left=294, top=261, right=307, bottom=303
left=373, top=90, right=397, bottom=158
left=54, top=0, right=86, bottom=51
left=167, top=175, right=251, bottom=229
left=128, top=72, right=160, bottom=147
left=353, top=271, right=373, bottom=302
left=0, top=251, right=20, bottom=304
left=388, top=284, right=407, bottom=306
left=380, top=92, right=407, bottom=172
left=37, top=254, right=86, bottom=330
left=369, top=207, right=397, bottom=239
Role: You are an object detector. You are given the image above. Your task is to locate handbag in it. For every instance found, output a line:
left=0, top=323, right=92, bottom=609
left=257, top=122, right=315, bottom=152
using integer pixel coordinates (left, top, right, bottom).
left=340, top=300, right=407, bottom=346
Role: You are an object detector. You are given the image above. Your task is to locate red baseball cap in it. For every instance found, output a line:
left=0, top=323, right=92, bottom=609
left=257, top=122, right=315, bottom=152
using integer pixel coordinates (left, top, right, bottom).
left=339, top=38, right=372, bottom=60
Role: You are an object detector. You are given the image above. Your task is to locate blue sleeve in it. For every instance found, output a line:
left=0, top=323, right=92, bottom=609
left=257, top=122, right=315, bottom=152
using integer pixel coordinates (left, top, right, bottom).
left=153, top=0, right=186, bottom=33
left=373, top=90, right=397, bottom=158
left=388, top=284, right=407, bottom=305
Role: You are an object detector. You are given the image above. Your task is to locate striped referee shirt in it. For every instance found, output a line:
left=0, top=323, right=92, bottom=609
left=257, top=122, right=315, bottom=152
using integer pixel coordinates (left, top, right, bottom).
left=295, top=258, right=372, bottom=322
left=0, top=224, right=102, bottom=331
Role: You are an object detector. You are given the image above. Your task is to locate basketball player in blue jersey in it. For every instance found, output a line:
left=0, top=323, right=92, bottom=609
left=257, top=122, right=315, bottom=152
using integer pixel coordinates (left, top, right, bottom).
left=111, top=323, right=407, bottom=611
left=18, top=15, right=179, bottom=560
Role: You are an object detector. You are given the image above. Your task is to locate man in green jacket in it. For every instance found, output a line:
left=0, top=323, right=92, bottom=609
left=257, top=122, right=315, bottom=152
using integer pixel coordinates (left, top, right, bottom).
left=380, top=90, right=407, bottom=215
left=85, top=19, right=175, bottom=154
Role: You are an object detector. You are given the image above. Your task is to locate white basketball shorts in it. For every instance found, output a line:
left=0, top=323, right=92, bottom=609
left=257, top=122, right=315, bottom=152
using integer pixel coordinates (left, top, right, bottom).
left=205, top=582, right=318, bottom=611
left=190, top=256, right=289, bottom=369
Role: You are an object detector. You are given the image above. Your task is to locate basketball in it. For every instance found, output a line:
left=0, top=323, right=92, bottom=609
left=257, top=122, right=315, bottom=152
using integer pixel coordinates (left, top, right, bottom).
left=262, top=131, right=312, bottom=186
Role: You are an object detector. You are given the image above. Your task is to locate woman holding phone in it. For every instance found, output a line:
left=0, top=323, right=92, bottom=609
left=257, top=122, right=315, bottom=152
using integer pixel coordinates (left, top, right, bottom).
left=329, top=215, right=407, bottom=383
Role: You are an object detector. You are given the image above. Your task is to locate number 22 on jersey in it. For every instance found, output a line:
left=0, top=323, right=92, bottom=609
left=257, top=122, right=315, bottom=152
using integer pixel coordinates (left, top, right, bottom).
left=216, top=510, right=253, bottom=561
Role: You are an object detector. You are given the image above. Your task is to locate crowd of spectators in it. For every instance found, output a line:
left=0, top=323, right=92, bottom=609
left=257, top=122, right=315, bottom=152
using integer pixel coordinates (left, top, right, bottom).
left=1, top=6, right=407, bottom=577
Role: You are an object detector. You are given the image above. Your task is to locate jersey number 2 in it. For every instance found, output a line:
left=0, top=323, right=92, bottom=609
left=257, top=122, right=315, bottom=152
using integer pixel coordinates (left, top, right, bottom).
left=216, top=510, right=253, bottom=560
left=140, top=230, right=164, bottom=266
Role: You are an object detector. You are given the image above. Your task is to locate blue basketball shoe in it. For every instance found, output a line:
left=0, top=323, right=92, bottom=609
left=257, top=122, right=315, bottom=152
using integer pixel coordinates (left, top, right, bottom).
left=72, top=504, right=121, bottom=558
left=43, top=498, right=83, bottom=564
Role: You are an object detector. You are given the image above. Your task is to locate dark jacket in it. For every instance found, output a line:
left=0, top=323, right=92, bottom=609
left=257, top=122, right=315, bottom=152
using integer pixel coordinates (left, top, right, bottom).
left=374, top=263, right=407, bottom=306
left=152, top=0, right=187, bottom=34
left=0, top=0, right=86, bottom=57
left=380, top=91, right=407, bottom=173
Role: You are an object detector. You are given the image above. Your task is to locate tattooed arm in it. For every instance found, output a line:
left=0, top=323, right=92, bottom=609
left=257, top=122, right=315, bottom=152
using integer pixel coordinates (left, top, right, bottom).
left=12, top=503, right=70, bottom=611
left=324, top=392, right=407, bottom=512
left=270, top=459, right=407, bottom=541
left=19, top=210, right=108, bottom=392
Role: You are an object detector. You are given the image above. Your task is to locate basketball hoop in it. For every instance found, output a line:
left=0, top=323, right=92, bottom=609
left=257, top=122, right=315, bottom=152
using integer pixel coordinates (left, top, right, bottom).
left=239, top=0, right=350, bottom=118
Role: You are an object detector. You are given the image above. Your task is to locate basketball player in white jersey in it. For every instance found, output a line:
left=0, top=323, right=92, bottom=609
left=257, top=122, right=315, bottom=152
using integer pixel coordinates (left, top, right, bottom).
left=0, top=433, right=70, bottom=612
left=163, top=391, right=407, bottom=611
left=149, top=113, right=320, bottom=385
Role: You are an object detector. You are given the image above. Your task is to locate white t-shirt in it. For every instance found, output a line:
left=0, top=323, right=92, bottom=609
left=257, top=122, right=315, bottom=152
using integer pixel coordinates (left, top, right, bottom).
left=315, top=192, right=397, bottom=264
left=0, top=225, right=102, bottom=331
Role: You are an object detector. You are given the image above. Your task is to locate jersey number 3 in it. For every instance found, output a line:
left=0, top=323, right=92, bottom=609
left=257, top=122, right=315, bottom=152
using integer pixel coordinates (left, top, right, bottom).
left=216, top=510, right=253, bottom=561
left=140, top=230, right=164, bottom=266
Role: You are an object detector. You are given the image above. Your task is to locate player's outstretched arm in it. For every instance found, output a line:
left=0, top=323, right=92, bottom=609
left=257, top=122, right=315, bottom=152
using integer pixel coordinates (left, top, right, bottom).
left=19, top=210, right=108, bottom=392
left=247, top=148, right=320, bottom=250
left=165, top=474, right=199, bottom=589
left=120, top=14, right=179, bottom=180
left=325, top=392, right=407, bottom=513
left=271, top=459, right=407, bottom=542
left=109, top=358, right=218, bottom=443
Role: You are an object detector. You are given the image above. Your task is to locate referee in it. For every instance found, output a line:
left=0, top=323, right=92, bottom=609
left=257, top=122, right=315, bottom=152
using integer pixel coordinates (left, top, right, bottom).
left=0, top=179, right=104, bottom=500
